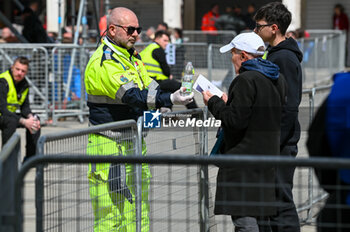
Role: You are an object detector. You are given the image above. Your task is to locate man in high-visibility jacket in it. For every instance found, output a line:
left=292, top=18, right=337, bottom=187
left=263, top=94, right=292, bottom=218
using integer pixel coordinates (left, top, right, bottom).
left=140, top=30, right=197, bottom=109
left=201, top=4, right=220, bottom=44
left=0, top=56, right=41, bottom=162
left=140, top=30, right=171, bottom=82
left=84, top=7, right=194, bottom=231
left=201, top=4, right=220, bottom=32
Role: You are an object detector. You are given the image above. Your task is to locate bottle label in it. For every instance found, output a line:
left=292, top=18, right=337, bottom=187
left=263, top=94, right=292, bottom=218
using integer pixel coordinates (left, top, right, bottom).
left=181, top=81, right=193, bottom=94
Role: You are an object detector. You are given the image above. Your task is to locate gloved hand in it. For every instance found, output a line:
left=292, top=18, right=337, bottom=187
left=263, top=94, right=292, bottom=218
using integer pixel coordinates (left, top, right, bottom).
left=170, top=87, right=194, bottom=105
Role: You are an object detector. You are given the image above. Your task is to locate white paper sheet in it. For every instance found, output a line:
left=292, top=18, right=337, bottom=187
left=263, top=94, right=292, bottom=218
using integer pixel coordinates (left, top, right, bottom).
left=193, top=74, right=223, bottom=97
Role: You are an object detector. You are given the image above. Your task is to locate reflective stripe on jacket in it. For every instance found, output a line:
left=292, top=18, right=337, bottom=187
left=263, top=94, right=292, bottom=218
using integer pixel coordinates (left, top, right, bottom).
left=0, top=70, right=29, bottom=112
left=140, top=43, right=169, bottom=81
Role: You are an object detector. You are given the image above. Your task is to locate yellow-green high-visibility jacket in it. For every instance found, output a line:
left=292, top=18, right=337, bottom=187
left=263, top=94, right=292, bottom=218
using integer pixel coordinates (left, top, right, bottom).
left=140, top=43, right=169, bottom=81
left=85, top=37, right=172, bottom=125
left=0, top=70, right=29, bottom=113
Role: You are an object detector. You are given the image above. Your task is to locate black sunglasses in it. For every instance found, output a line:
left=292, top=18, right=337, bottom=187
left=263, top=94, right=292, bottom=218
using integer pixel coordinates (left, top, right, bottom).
left=114, top=24, right=142, bottom=35
left=255, top=23, right=273, bottom=31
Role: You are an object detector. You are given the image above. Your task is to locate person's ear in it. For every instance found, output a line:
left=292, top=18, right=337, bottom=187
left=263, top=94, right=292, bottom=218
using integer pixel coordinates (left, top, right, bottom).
left=271, top=24, right=279, bottom=34
left=241, top=52, right=245, bottom=60
left=241, top=51, right=249, bottom=61
left=108, top=24, right=116, bottom=37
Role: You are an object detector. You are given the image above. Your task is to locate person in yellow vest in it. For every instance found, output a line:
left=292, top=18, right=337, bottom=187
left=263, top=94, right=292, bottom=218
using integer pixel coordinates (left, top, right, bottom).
left=141, top=30, right=172, bottom=82
left=0, top=56, right=41, bottom=162
left=140, top=30, right=197, bottom=109
left=84, top=7, right=193, bottom=231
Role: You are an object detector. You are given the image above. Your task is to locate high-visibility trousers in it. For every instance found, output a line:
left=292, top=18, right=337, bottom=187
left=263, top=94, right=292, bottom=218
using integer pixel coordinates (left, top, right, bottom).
left=87, top=133, right=151, bottom=231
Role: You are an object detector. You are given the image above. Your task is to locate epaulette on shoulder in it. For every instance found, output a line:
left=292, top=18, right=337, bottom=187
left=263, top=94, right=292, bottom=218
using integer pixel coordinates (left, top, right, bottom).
left=100, top=45, right=120, bottom=66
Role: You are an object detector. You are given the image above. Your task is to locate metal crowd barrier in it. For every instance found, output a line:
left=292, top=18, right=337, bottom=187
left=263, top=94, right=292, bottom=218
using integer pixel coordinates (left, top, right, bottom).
left=34, top=119, right=138, bottom=232
left=49, top=44, right=95, bottom=124
left=295, top=84, right=333, bottom=223
left=183, top=30, right=236, bottom=44
left=31, top=108, right=210, bottom=232
left=299, top=30, right=346, bottom=87
left=13, top=154, right=350, bottom=232
left=140, top=108, right=206, bottom=155
left=307, top=29, right=346, bottom=38
left=0, top=133, right=21, bottom=232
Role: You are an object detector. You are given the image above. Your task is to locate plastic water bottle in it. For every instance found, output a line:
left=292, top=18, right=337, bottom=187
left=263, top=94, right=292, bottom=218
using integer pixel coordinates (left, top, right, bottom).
left=32, top=115, right=39, bottom=134
left=181, top=62, right=194, bottom=96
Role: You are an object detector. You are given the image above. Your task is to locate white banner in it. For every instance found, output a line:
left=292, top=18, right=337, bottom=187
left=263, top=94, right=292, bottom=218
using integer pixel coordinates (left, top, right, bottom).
left=165, top=44, right=176, bottom=65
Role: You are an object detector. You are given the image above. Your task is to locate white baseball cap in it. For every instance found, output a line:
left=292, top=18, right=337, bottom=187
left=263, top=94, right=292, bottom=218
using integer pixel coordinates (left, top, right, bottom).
left=219, top=32, right=265, bottom=55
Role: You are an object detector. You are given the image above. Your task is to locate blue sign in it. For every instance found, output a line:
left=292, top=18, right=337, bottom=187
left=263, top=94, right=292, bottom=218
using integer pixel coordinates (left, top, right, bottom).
left=143, top=110, right=161, bottom=128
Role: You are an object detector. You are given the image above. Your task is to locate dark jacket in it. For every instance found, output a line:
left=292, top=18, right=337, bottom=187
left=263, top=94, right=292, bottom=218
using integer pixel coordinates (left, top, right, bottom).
left=267, top=38, right=303, bottom=150
left=307, top=72, right=350, bottom=192
left=307, top=100, right=337, bottom=191
left=208, top=58, right=287, bottom=216
left=307, top=72, right=350, bottom=231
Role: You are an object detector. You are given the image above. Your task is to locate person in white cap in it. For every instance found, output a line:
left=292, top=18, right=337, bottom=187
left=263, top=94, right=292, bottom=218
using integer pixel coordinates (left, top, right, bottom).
left=202, top=32, right=287, bottom=231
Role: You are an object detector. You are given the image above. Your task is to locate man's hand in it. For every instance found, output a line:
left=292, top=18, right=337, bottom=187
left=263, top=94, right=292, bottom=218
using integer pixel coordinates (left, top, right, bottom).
left=202, top=91, right=228, bottom=106
left=170, top=87, right=194, bottom=105
left=20, top=115, right=41, bottom=134
left=202, top=90, right=213, bottom=106
left=221, top=92, right=228, bottom=103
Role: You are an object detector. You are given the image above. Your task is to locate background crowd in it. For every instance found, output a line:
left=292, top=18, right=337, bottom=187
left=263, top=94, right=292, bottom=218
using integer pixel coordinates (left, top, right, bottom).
left=0, top=1, right=349, bottom=47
